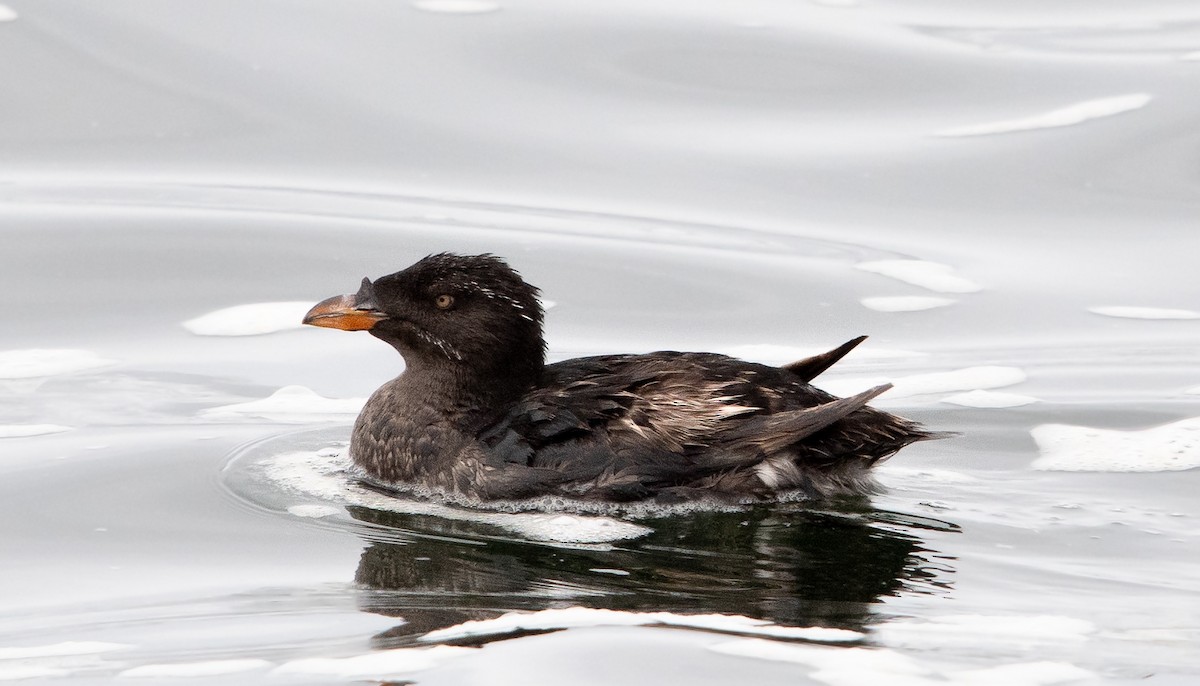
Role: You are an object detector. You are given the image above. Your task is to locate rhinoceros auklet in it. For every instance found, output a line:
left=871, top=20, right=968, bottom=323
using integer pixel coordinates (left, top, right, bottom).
left=303, top=253, right=939, bottom=505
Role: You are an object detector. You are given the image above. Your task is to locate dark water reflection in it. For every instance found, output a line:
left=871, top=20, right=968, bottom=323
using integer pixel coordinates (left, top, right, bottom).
left=347, top=503, right=956, bottom=648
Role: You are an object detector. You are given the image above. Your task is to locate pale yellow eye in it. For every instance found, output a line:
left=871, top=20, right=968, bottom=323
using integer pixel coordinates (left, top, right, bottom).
left=435, top=294, right=455, bottom=310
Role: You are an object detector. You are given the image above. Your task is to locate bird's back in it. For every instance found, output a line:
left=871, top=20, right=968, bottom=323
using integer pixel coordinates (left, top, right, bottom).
left=477, top=350, right=931, bottom=502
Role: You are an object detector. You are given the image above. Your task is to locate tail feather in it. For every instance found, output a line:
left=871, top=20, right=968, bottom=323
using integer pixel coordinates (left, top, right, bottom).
left=782, top=336, right=868, bottom=382
left=912, top=429, right=959, bottom=442
left=713, top=383, right=894, bottom=459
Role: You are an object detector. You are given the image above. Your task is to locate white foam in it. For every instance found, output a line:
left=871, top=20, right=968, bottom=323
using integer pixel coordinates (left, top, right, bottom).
left=941, top=390, right=1039, bottom=408
left=419, top=607, right=862, bottom=643
left=937, top=93, right=1151, bottom=137
left=589, top=568, right=630, bottom=576
left=508, top=513, right=653, bottom=543
left=1087, top=305, right=1200, bottom=320
left=860, top=296, right=956, bottom=313
left=272, top=646, right=470, bottom=678
left=818, top=366, right=1026, bottom=400
left=182, top=301, right=316, bottom=336
left=0, top=642, right=130, bottom=660
left=0, top=424, right=72, bottom=438
left=855, top=260, right=982, bottom=294
left=118, top=659, right=272, bottom=678
left=1187, top=385, right=1200, bottom=395
left=199, top=386, right=364, bottom=423
left=410, top=0, right=500, bottom=13
left=263, top=450, right=653, bottom=543
left=0, top=349, right=115, bottom=379
left=1031, top=417, right=1200, bottom=472
left=1183, top=51, right=1200, bottom=61
left=0, top=5, right=16, bottom=22
left=286, top=504, right=342, bottom=518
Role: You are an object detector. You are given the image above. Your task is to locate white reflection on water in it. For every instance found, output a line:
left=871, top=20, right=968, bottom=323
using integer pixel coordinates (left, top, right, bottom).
left=936, top=93, right=1152, bottom=137
left=183, top=302, right=317, bottom=336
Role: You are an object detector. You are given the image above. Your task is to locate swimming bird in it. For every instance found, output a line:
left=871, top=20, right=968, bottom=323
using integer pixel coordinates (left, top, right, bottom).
left=303, top=253, right=939, bottom=505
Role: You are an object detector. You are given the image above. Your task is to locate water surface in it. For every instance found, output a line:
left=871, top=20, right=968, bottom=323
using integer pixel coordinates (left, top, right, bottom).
left=1, top=1, right=1198, bottom=684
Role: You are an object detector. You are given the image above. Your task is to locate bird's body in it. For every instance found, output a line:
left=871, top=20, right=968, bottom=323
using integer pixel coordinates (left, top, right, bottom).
left=304, top=253, right=940, bottom=506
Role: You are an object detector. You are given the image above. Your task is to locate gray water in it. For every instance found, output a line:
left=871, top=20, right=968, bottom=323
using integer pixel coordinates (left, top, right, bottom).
left=2, top=1, right=1198, bottom=684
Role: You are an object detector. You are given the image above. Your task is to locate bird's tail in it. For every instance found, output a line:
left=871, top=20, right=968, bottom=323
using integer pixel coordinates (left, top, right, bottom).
left=782, top=336, right=868, bottom=382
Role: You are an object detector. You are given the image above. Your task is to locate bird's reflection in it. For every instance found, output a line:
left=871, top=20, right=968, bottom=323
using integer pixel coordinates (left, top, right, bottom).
left=346, top=502, right=956, bottom=649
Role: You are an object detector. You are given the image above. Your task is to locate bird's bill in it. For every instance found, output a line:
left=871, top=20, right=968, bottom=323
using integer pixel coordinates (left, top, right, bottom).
left=302, top=294, right=387, bottom=331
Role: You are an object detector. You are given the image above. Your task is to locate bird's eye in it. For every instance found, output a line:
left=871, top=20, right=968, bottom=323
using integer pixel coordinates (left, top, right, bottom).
left=434, top=294, right=455, bottom=310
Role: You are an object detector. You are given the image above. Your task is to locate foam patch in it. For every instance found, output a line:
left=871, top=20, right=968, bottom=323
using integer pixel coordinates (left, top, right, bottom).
left=419, top=607, right=862, bottom=643
left=1031, top=417, right=1200, bottom=472
left=937, top=93, right=1150, bottom=137
left=855, top=260, right=982, bottom=294
left=199, top=386, right=364, bottom=423
left=183, top=302, right=317, bottom=336
left=0, top=5, right=16, bottom=21
left=261, top=450, right=653, bottom=543
left=286, top=504, right=342, bottom=518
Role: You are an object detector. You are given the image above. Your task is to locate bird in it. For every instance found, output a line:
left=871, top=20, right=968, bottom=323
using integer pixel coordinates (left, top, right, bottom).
left=303, top=253, right=941, bottom=506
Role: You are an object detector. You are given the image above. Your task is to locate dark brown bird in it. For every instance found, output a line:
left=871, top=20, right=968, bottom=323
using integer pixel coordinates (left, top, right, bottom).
left=303, top=253, right=939, bottom=506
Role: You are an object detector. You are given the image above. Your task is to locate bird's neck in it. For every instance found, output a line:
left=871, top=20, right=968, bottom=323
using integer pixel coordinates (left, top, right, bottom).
left=393, top=353, right=541, bottom=422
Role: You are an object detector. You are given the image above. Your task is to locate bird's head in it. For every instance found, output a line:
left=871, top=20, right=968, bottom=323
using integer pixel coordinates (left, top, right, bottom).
left=304, top=253, right=545, bottom=378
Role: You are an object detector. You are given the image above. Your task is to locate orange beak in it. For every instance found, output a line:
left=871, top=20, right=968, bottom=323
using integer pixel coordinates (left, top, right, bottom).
left=302, top=294, right=388, bottom=331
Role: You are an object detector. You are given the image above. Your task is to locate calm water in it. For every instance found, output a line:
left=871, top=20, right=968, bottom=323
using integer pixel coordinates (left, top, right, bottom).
left=2, top=1, right=1198, bottom=684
